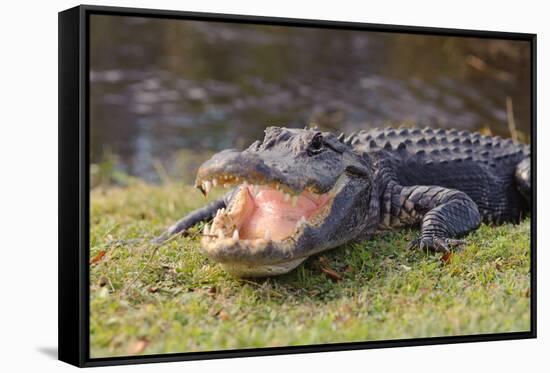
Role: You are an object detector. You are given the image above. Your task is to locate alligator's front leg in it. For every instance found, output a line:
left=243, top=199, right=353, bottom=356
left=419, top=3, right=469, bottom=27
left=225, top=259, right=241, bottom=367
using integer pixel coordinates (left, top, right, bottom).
left=382, top=184, right=481, bottom=253
left=152, top=191, right=234, bottom=244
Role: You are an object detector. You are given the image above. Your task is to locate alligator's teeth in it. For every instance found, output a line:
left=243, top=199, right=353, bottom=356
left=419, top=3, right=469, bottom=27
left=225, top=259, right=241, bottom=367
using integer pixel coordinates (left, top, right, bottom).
left=203, top=180, right=212, bottom=194
left=298, top=216, right=307, bottom=227
left=223, top=183, right=231, bottom=188
left=212, top=178, right=218, bottom=187
left=203, top=223, right=210, bottom=235
left=284, top=193, right=290, bottom=202
left=218, top=230, right=225, bottom=239
left=264, top=229, right=271, bottom=241
left=232, top=229, right=239, bottom=241
left=291, top=196, right=298, bottom=208
left=242, top=180, right=249, bottom=187
left=253, top=184, right=260, bottom=196
left=275, top=184, right=280, bottom=190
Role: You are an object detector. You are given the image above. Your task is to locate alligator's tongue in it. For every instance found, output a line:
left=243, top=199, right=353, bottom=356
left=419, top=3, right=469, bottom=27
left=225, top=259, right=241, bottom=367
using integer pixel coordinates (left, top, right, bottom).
left=239, top=186, right=326, bottom=241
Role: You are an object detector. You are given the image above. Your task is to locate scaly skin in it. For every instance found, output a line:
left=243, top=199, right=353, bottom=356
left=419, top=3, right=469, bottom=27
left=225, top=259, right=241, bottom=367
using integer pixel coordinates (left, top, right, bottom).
left=156, top=126, right=531, bottom=277
left=350, top=127, right=530, bottom=251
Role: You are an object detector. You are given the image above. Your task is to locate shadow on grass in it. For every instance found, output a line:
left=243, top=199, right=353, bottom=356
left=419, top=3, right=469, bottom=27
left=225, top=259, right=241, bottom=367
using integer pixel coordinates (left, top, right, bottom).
left=232, top=230, right=420, bottom=303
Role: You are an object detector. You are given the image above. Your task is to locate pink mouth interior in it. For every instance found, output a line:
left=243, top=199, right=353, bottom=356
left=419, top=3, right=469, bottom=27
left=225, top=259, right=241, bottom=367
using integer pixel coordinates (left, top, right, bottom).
left=237, top=185, right=330, bottom=240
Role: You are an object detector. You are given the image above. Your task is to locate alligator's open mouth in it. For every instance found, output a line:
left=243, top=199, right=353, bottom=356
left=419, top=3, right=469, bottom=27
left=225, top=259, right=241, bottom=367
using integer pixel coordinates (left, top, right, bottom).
left=196, top=174, right=338, bottom=276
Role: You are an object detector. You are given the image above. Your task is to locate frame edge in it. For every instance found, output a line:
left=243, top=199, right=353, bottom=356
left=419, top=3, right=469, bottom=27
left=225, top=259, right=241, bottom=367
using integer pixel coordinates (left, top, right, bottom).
left=58, top=5, right=85, bottom=367
left=79, top=3, right=536, bottom=40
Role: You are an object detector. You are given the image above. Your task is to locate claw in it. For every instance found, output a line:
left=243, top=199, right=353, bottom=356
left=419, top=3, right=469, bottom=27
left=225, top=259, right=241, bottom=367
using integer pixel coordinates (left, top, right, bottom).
left=419, top=239, right=428, bottom=252
left=406, top=238, right=420, bottom=251
left=406, top=235, right=467, bottom=253
left=444, top=238, right=467, bottom=252
left=432, top=237, right=451, bottom=253
left=446, top=238, right=467, bottom=247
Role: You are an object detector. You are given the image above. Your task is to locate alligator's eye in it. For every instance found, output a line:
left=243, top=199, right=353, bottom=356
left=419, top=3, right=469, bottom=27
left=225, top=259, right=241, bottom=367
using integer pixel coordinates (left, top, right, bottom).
left=307, top=133, right=325, bottom=155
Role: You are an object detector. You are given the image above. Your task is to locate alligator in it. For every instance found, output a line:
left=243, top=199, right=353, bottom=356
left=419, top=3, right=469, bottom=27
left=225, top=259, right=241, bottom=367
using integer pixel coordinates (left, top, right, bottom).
left=156, top=126, right=531, bottom=277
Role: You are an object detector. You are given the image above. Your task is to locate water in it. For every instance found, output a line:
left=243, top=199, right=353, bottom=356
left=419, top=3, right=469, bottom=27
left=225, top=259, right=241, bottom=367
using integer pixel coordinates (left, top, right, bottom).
left=90, top=15, right=531, bottom=182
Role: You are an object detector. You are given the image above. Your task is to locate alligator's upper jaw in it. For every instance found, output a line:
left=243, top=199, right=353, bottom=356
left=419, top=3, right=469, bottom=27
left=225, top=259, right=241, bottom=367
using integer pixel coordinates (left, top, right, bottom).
left=196, top=174, right=336, bottom=277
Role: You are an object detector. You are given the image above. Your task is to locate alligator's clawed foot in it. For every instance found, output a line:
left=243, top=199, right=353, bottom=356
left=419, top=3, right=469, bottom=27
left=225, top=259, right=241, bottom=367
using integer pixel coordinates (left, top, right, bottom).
left=406, top=236, right=467, bottom=253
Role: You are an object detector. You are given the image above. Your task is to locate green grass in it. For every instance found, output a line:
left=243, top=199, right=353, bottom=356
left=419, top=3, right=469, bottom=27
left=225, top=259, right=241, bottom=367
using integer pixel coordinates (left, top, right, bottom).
left=90, top=181, right=531, bottom=358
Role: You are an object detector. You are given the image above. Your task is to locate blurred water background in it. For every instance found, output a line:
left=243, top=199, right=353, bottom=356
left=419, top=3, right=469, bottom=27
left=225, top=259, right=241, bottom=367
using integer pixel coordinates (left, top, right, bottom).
left=90, top=15, right=531, bottom=185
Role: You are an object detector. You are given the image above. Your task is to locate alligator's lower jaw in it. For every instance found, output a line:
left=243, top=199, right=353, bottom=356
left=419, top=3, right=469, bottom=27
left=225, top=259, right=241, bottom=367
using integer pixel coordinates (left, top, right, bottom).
left=199, top=182, right=335, bottom=277
left=219, top=257, right=307, bottom=278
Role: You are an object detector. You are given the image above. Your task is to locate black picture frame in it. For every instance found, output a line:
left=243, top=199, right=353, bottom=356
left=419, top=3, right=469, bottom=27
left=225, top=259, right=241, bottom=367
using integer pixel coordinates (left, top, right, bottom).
left=58, top=4, right=537, bottom=367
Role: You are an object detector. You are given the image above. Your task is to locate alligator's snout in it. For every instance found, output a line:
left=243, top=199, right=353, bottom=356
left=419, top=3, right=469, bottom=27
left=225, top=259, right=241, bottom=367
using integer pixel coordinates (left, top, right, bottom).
left=194, top=156, right=338, bottom=277
left=196, top=149, right=291, bottom=194
left=190, top=127, right=376, bottom=277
